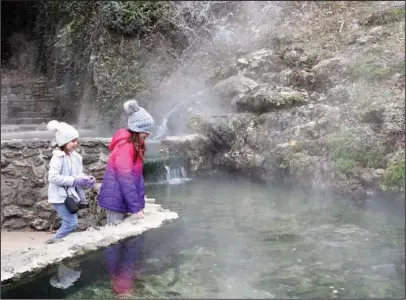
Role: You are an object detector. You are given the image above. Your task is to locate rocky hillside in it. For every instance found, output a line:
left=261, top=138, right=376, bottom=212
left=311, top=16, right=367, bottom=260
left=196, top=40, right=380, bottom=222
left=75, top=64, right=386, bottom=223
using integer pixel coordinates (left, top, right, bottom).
left=178, top=1, right=405, bottom=200
left=15, top=1, right=404, bottom=199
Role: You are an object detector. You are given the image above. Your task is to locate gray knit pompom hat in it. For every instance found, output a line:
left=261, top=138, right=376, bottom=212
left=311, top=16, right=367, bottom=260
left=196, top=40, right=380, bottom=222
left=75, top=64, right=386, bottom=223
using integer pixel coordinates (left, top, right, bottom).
left=123, top=100, right=154, bottom=133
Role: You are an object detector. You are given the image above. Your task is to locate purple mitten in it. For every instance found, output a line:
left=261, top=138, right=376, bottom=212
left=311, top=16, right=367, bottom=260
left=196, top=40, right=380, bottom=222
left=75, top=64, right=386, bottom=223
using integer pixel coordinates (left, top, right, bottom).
left=88, top=176, right=96, bottom=185
left=74, top=176, right=93, bottom=188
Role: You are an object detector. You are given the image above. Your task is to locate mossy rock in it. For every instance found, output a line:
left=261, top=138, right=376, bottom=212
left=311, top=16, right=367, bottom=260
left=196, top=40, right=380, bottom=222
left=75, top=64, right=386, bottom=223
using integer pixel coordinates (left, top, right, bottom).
left=380, top=150, right=405, bottom=192
left=349, top=59, right=397, bottom=82
left=235, top=87, right=308, bottom=114
left=364, top=7, right=405, bottom=26
left=143, top=157, right=170, bottom=182
left=143, top=156, right=188, bottom=182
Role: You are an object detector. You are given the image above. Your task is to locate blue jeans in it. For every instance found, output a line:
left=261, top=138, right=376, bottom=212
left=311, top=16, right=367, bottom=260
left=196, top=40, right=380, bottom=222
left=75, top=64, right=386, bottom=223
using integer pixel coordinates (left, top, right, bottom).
left=51, top=203, right=78, bottom=240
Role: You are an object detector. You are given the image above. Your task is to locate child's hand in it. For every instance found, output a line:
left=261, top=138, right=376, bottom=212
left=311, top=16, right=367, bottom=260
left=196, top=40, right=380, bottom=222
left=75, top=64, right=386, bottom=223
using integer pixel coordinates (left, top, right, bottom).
left=88, top=176, right=96, bottom=186
left=135, top=210, right=144, bottom=219
left=74, top=175, right=95, bottom=188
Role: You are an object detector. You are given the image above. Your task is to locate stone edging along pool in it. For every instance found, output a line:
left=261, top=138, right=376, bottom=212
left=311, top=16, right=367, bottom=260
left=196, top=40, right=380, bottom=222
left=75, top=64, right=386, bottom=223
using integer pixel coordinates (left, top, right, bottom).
left=1, top=202, right=178, bottom=283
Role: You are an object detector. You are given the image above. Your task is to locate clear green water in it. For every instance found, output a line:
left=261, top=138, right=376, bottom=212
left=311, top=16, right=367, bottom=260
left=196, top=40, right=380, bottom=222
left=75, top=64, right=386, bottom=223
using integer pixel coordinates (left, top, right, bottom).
left=2, top=174, right=405, bottom=299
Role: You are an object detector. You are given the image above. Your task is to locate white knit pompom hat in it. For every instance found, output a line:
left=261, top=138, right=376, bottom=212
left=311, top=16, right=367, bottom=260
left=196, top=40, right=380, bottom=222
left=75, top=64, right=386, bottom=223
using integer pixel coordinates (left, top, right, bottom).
left=47, top=120, right=79, bottom=147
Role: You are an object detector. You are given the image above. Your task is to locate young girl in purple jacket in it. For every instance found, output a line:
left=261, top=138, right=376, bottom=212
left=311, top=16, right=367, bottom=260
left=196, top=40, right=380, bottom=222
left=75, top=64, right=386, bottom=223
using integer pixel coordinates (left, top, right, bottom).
left=98, top=100, right=154, bottom=225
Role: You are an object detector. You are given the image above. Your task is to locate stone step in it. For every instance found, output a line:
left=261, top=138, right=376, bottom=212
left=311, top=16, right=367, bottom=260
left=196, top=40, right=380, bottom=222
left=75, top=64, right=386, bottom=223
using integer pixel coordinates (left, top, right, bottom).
left=5, top=117, right=53, bottom=125
left=1, top=123, right=96, bottom=133
left=14, top=112, right=51, bottom=119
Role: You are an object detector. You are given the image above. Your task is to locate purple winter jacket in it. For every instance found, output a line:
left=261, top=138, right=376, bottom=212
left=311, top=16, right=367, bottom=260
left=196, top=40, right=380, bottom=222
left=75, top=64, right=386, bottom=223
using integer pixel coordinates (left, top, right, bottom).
left=98, top=129, right=145, bottom=213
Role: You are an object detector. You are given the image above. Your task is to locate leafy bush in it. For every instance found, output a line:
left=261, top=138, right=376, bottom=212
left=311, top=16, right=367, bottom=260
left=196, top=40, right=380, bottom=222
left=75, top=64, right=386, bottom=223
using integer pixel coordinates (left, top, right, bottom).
left=99, top=1, right=170, bottom=36
left=328, top=132, right=386, bottom=176
left=380, top=159, right=405, bottom=192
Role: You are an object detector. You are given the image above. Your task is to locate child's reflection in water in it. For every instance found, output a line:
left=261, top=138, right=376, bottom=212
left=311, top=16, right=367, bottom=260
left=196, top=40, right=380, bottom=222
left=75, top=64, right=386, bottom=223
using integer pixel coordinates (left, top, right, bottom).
left=103, top=236, right=145, bottom=297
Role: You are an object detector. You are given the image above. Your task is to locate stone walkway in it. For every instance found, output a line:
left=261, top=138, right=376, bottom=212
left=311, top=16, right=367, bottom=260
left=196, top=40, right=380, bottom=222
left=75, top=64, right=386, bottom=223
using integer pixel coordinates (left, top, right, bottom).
left=1, top=231, right=51, bottom=255
left=1, top=202, right=178, bottom=283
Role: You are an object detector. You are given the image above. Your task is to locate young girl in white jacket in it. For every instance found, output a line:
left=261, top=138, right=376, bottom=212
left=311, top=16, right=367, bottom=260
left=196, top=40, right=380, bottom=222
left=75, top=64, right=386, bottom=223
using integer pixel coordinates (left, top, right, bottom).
left=46, top=120, right=95, bottom=243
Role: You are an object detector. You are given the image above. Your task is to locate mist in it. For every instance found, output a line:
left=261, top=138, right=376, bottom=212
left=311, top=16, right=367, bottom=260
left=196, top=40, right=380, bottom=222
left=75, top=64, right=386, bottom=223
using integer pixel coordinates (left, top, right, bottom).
left=142, top=1, right=287, bottom=137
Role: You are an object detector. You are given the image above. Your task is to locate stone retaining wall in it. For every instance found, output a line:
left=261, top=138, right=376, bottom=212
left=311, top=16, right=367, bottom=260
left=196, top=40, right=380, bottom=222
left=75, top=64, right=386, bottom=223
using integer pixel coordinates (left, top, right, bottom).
left=0, top=137, right=190, bottom=232
left=1, top=138, right=111, bottom=231
left=1, top=81, right=55, bottom=124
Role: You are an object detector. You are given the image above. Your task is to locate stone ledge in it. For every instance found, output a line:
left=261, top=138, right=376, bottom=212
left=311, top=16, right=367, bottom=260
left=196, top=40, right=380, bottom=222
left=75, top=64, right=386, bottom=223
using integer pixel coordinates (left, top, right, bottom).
left=1, top=202, right=178, bottom=283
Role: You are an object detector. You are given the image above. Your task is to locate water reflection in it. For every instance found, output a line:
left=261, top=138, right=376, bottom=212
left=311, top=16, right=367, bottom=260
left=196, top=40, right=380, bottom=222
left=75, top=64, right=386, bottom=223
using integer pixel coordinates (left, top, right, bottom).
left=50, top=262, right=81, bottom=290
left=102, top=236, right=145, bottom=297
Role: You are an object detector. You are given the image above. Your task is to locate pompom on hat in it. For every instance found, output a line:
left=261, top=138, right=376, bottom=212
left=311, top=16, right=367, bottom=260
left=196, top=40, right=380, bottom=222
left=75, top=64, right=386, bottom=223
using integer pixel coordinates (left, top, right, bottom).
left=47, top=120, right=79, bottom=147
left=123, top=100, right=154, bottom=133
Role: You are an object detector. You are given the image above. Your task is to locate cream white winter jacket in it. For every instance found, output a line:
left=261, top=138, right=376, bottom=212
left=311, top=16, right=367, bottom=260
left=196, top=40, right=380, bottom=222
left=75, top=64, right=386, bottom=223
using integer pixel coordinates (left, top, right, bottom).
left=47, top=149, right=87, bottom=204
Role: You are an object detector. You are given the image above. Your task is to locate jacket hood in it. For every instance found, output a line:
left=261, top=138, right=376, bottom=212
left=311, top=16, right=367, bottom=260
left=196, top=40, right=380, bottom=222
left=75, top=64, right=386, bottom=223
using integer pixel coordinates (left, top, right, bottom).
left=109, top=129, right=131, bottom=151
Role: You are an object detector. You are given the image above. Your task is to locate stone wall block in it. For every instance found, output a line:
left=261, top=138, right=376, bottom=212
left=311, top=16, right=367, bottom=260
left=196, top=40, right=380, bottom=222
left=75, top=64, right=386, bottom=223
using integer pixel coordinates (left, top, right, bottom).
left=3, top=218, right=27, bottom=229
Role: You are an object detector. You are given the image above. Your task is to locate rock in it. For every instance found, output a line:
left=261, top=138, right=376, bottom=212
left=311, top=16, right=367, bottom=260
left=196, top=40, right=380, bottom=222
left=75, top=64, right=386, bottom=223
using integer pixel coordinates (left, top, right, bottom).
left=234, top=86, right=309, bottom=113
left=82, top=154, right=100, bottom=165
left=3, top=205, right=23, bottom=218
left=2, top=218, right=27, bottom=229
left=12, top=160, right=31, bottom=168
left=235, top=48, right=284, bottom=76
left=276, top=69, right=319, bottom=91
left=32, top=156, right=45, bottom=167
left=1, top=186, right=15, bottom=204
left=281, top=47, right=318, bottom=68
left=362, top=7, right=405, bottom=26
left=1, top=155, right=9, bottom=168
left=3, top=151, right=23, bottom=159
left=80, top=139, right=101, bottom=147
left=16, top=191, right=38, bottom=206
left=38, top=211, right=53, bottom=219
left=187, top=115, right=215, bottom=135
left=29, top=218, right=49, bottom=231
left=21, top=148, right=40, bottom=158
left=3, top=141, right=25, bottom=149
left=359, top=168, right=383, bottom=187
left=356, top=35, right=371, bottom=45
left=22, top=211, right=35, bottom=220
left=77, top=219, right=88, bottom=231
left=373, top=168, right=385, bottom=177
left=311, top=57, right=346, bottom=85
left=29, top=176, right=46, bottom=188
left=26, top=139, right=50, bottom=149
left=369, top=26, right=384, bottom=37
left=1, top=167, right=17, bottom=176
left=355, top=26, right=390, bottom=45
left=210, top=49, right=284, bottom=84
left=77, top=209, right=89, bottom=218
left=213, top=75, right=259, bottom=107
left=35, top=200, right=54, bottom=211
left=41, top=149, right=53, bottom=159
left=360, top=107, right=385, bottom=130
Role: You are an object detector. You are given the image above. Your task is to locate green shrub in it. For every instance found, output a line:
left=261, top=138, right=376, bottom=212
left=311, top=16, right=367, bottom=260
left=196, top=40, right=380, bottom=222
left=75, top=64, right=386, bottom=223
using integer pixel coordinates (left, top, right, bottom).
left=328, top=132, right=386, bottom=177
left=99, top=1, right=170, bottom=36
left=380, top=159, right=405, bottom=192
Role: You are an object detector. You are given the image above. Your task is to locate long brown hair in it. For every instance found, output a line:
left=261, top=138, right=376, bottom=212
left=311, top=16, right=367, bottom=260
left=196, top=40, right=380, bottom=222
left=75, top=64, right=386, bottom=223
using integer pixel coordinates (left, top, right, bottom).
left=127, top=131, right=146, bottom=162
